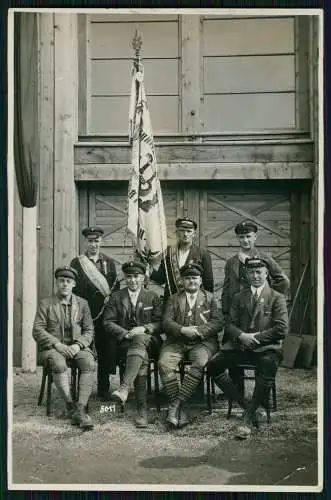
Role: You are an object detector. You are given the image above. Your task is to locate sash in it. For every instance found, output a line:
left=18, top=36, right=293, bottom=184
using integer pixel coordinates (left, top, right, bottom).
left=168, top=246, right=185, bottom=294
left=78, top=255, right=111, bottom=297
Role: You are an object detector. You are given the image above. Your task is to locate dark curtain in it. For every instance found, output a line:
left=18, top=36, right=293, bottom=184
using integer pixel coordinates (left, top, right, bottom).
left=14, top=12, right=39, bottom=208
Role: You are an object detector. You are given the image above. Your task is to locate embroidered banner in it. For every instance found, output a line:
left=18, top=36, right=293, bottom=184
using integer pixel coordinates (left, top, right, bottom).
left=127, top=58, right=167, bottom=265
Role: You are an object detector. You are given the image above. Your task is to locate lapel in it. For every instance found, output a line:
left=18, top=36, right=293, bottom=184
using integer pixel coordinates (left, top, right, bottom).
left=136, top=288, right=145, bottom=322
left=71, top=294, right=79, bottom=324
left=250, top=283, right=271, bottom=327
left=122, top=289, right=132, bottom=319
left=194, top=289, right=206, bottom=324
left=232, top=255, right=240, bottom=278
left=185, top=244, right=197, bottom=266
left=177, top=292, right=188, bottom=324
left=243, top=288, right=254, bottom=318
left=53, top=296, right=64, bottom=336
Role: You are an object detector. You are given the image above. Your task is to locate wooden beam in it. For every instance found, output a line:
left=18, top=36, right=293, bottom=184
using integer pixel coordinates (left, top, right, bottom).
left=39, top=13, right=55, bottom=299
left=180, top=15, right=201, bottom=134
left=295, top=16, right=310, bottom=131
left=77, top=14, right=88, bottom=135
left=74, top=142, right=314, bottom=165
left=53, top=14, right=78, bottom=267
left=74, top=162, right=313, bottom=181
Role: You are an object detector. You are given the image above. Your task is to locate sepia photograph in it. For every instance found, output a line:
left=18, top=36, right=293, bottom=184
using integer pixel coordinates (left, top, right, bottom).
left=7, top=7, right=324, bottom=492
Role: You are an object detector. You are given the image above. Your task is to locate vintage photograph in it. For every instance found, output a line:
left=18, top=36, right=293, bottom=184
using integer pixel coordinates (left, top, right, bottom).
left=8, top=8, right=323, bottom=491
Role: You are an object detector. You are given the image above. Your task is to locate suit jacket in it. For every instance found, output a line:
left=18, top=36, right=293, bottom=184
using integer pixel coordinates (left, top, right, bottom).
left=103, top=288, right=162, bottom=343
left=150, top=244, right=214, bottom=298
left=222, top=283, right=288, bottom=352
left=70, top=252, right=119, bottom=319
left=33, top=294, right=95, bottom=360
left=221, top=250, right=290, bottom=317
left=163, top=289, right=224, bottom=343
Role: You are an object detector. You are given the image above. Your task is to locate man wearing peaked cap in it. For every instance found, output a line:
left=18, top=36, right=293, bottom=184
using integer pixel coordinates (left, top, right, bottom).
left=33, top=264, right=96, bottom=430
left=221, top=220, right=290, bottom=321
left=103, top=260, right=163, bottom=428
left=150, top=217, right=214, bottom=300
left=207, top=254, right=288, bottom=440
left=70, top=226, right=119, bottom=400
left=159, top=260, right=224, bottom=429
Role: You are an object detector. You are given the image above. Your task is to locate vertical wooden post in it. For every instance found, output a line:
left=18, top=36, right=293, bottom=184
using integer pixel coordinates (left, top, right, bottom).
left=22, top=207, right=38, bottom=371
left=180, top=16, right=201, bottom=134
left=39, top=13, right=55, bottom=299
left=53, top=14, right=78, bottom=268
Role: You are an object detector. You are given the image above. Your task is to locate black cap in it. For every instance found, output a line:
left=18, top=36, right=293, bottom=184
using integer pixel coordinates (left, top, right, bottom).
left=180, top=263, right=203, bottom=278
left=54, top=265, right=78, bottom=280
left=234, top=221, right=258, bottom=235
left=175, top=217, right=197, bottom=230
left=82, top=227, right=104, bottom=239
left=122, top=261, right=147, bottom=275
left=245, top=258, right=269, bottom=271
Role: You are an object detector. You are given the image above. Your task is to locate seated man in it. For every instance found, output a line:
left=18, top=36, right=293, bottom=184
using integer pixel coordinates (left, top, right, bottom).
left=103, top=261, right=162, bottom=428
left=207, top=258, right=289, bottom=440
left=32, top=266, right=96, bottom=430
left=159, top=263, right=224, bottom=429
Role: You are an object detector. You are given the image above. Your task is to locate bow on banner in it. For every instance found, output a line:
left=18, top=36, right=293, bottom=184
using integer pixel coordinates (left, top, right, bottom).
left=127, top=32, right=167, bottom=266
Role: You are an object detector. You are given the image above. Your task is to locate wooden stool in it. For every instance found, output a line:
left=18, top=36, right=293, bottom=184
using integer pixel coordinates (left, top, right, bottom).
left=227, top=363, right=277, bottom=423
left=37, top=361, right=84, bottom=416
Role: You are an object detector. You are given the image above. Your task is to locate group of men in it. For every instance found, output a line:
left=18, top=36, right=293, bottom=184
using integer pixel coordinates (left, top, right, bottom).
left=33, top=217, right=290, bottom=439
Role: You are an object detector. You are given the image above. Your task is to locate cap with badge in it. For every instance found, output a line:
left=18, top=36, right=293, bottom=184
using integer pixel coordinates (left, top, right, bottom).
left=54, top=265, right=78, bottom=280
left=82, top=227, right=104, bottom=239
left=175, top=217, right=197, bottom=230
left=245, top=257, right=269, bottom=271
left=180, top=263, right=203, bottom=278
left=234, top=221, right=258, bottom=235
left=122, top=260, right=147, bottom=275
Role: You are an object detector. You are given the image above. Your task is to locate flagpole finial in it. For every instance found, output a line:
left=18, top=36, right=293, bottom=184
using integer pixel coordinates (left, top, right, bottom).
left=132, top=29, right=143, bottom=58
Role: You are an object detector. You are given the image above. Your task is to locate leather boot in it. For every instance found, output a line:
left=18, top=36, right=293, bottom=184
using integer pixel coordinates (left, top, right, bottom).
left=71, top=403, right=94, bottom=431
left=134, top=404, right=148, bottom=428
left=166, top=400, right=180, bottom=428
left=66, top=401, right=76, bottom=419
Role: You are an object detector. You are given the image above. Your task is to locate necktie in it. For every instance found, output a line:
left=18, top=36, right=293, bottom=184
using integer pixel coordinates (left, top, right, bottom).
left=252, top=290, right=259, bottom=307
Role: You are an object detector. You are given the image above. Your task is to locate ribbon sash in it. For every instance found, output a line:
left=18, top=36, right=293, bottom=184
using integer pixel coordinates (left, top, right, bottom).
left=78, top=255, right=111, bottom=297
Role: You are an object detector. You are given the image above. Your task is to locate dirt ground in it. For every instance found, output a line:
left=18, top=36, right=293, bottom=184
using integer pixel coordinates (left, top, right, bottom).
left=10, top=366, right=319, bottom=489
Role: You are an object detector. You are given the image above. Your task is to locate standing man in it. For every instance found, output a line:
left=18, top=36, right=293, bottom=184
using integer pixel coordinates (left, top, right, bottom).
left=70, top=227, right=119, bottom=400
left=207, top=258, right=288, bottom=439
left=150, top=217, right=214, bottom=300
left=222, top=221, right=290, bottom=323
left=33, top=266, right=96, bottom=430
left=159, top=263, right=224, bottom=428
left=103, top=261, right=162, bottom=428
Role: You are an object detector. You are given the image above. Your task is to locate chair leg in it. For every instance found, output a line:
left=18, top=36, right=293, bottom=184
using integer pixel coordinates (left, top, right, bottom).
left=179, top=363, right=185, bottom=383
left=206, top=373, right=212, bottom=413
left=119, top=363, right=125, bottom=385
left=71, top=368, right=77, bottom=402
left=147, top=363, right=152, bottom=395
left=227, top=399, right=232, bottom=419
left=266, top=387, right=271, bottom=424
left=211, top=379, right=216, bottom=402
left=38, top=369, right=47, bottom=406
left=46, top=373, right=52, bottom=417
left=153, top=362, right=161, bottom=413
left=272, top=382, right=277, bottom=411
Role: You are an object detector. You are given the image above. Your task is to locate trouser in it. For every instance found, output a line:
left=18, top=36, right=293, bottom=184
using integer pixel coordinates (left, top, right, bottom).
left=94, top=319, right=117, bottom=395
left=43, top=348, right=96, bottom=406
left=158, top=339, right=218, bottom=405
left=207, top=349, right=282, bottom=416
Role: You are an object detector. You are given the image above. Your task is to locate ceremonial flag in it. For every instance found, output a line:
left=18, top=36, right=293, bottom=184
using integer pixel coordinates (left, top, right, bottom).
left=127, top=52, right=167, bottom=264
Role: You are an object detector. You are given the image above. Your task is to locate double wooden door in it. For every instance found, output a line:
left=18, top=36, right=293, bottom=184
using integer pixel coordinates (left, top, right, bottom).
left=79, top=180, right=291, bottom=300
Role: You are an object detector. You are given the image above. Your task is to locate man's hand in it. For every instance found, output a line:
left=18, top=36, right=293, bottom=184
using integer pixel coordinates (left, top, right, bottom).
left=238, top=332, right=260, bottom=350
left=125, top=326, right=146, bottom=339
left=54, top=342, right=74, bottom=358
left=180, top=326, right=200, bottom=339
left=68, top=344, right=81, bottom=357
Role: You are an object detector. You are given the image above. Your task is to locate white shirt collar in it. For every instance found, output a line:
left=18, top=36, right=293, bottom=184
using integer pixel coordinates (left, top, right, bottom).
left=185, top=291, right=199, bottom=307
left=128, top=288, right=141, bottom=306
left=251, top=284, right=265, bottom=297
left=177, top=246, right=191, bottom=268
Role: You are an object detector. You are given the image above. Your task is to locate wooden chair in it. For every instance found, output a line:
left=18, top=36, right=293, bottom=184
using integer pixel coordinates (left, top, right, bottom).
left=37, top=360, right=86, bottom=416
left=227, top=363, right=277, bottom=423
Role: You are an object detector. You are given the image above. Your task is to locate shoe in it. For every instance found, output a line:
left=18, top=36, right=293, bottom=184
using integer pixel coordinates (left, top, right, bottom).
left=253, top=407, right=268, bottom=427
left=234, top=423, right=252, bottom=440
left=166, top=402, right=180, bottom=428
left=71, top=404, right=94, bottom=431
left=66, top=401, right=76, bottom=419
left=178, top=408, right=190, bottom=428
left=134, top=405, right=148, bottom=428
left=111, top=385, right=129, bottom=405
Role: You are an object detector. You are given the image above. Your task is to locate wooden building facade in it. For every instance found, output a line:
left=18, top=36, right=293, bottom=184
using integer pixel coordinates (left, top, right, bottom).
left=13, top=12, right=320, bottom=367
